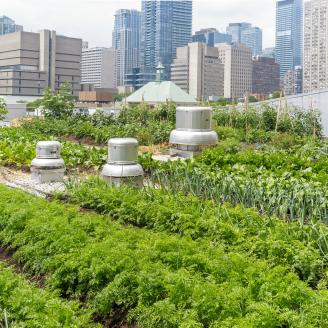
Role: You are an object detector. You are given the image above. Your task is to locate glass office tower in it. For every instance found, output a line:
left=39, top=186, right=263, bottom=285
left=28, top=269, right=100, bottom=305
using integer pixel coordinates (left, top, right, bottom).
left=113, top=9, right=141, bottom=87
left=192, top=28, right=232, bottom=47
left=0, top=16, right=23, bottom=35
left=226, top=22, right=251, bottom=43
left=140, top=0, right=192, bottom=81
left=275, top=0, right=303, bottom=78
left=241, top=26, right=263, bottom=56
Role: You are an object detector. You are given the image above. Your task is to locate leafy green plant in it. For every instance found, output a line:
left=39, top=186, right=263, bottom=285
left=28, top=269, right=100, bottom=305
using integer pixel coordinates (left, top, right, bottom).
left=0, top=264, right=97, bottom=327
left=1, top=185, right=328, bottom=326
left=29, top=82, right=75, bottom=119
left=0, top=97, right=8, bottom=121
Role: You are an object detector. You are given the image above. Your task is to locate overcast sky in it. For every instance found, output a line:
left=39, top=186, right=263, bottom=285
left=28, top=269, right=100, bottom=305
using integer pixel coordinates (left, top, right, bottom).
left=2, top=0, right=276, bottom=48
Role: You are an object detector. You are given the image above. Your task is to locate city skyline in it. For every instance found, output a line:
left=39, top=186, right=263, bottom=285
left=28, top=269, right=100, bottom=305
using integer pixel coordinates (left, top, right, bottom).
left=2, top=0, right=276, bottom=49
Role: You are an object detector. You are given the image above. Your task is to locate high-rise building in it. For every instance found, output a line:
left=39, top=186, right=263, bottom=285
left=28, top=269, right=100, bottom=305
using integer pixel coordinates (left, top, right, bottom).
left=262, top=47, right=276, bottom=58
left=252, top=57, right=280, bottom=96
left=192, top=28, right=232, bottom=47
left=113, top=9, right=141, bottom=87
left=275, top=0, right=303, bottom=78
left=303, top=0, right=328, bottom=93
left=216, top=43, right=253, bottom=99
left=226, top=22, right=251, bottom=43
left=0, top=30, right=82, bottom=97
left=283, top=66, right=303, bottom=95
left=0, top=16, right=22, bottom=35
left=140, top=0, right=192, bottom=81
left=227, top=23, right=262, bottom=56
left=81, top=47, right=116, bottom=89
left=241, top=26, right=263, bottom=56
left=171, top=42, right=224, bottom=100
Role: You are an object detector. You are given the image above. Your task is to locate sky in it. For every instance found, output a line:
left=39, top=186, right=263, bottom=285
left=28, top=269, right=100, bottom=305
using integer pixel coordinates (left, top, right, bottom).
left=1, top=0, right=276, bottom=48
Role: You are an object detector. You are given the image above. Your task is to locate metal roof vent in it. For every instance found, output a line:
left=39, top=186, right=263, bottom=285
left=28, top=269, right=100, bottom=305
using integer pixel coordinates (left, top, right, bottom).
left=101, top=138, right=144, bottom=187
left=31, top=141, right=65, bottom=183
left=169, top=106, right=218, bottom=158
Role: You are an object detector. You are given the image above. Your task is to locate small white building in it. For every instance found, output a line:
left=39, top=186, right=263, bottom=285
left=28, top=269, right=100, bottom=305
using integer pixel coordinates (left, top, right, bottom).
left=1, top=95, right=39, bottom=126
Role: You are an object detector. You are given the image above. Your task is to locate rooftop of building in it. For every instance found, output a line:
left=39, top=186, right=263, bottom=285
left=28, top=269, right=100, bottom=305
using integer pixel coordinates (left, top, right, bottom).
left=126, top=80, right=197, bottom=105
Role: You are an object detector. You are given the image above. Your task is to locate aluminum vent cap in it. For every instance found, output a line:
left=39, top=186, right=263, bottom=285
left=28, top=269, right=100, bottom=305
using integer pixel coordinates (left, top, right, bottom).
left=108, top=138, right=139, bottom=164
left=170, top=129, right=218, bottom=146
left=36, top=141, right=61, bottom=159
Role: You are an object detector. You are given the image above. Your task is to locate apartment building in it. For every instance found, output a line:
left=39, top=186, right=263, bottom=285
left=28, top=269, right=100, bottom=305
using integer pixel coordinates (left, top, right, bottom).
left=303, top=0, right=328, bottom=92
left=216, top=43, right=252, bottom=99
left=171, top=42, right=224, bottom=100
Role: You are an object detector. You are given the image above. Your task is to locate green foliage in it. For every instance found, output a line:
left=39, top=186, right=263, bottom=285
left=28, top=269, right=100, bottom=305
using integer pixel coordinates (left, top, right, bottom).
left=248, top=95, right=258, bottom=103
left=0, top=264, right=97, bottom=327
left=0, top=97, right=8, bottom=121
left=271, top=91, right=282, bottom=99
left=140, top=138, right=328, bottom=223
left=21, top=103, right=176, bottom=145
left=30, top=82, right=75, bottom=119
left=0, top=128, right=106, bottom=170
left=213, top=104, right=322, bottom=138
left=66, top=177, right=328, bottom=285
left=0, top=185, right=328, bottom=326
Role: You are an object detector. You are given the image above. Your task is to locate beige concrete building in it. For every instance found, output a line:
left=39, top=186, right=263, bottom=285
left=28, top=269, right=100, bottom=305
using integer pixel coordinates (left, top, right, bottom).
left=215, top=43, right=252, bottom=99
left=171, top=42, right=224, bottom=100
left=81, top=47, right=116, bottom=89
left=304, top=0, right=328, bottom=93
left=0, top=30, right=82, bottom=97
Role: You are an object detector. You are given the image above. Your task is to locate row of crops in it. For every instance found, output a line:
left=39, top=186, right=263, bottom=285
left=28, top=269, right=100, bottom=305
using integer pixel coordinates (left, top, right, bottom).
left=1, top=184, right=328, bottom=327
left=0, top=103, right=328, bottom=326
left=0, top=264, right=96, bottom=327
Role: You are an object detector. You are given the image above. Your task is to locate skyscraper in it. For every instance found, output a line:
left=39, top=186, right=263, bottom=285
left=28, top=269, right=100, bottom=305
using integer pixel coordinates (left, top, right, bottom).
left=0, top=16, right=22, bottom=35
left=303, top=0, right=328, bottom=93
left=241, top=26, right=263, bottom=56
left=140, top=0, right=192, bottom=81
left=226, top=23, right=262, bottom=56
left=113, top=9, right=141, bottom=87
left=226, top=23, right=251, bottom=43
left=275, top=0, right=303, bottom=78
left=192, top=28, right=232, bottom=47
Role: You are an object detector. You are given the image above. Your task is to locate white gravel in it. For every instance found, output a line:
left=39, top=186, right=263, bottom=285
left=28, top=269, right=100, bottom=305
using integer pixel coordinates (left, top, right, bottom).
left=0, top=167, right=66, bottom=198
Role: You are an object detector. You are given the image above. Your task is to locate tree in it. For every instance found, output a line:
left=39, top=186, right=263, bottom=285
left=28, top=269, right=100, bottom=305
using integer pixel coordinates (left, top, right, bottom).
left=30, top=82, right=75, bottom=119
left=271, top=91, right=283, bottom=99
left=248, top=95, right=258, bottom=103
left=0, top=97, right=8, bottom=121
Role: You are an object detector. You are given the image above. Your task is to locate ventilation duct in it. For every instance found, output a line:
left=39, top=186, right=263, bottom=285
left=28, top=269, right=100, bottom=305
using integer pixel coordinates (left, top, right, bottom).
left=31, top=141, right=65, bottom=183
left=101, top=138, right=144, bottom=187
left=169, top=106, right=218, bottom=157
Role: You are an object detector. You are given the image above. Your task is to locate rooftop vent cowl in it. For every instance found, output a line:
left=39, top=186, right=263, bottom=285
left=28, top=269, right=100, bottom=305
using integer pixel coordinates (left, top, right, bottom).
left=30, top=141, right=65, bottom=183
left=169, top=106, right=218, bottom=158
left=101, top=138, right=144, bottom=187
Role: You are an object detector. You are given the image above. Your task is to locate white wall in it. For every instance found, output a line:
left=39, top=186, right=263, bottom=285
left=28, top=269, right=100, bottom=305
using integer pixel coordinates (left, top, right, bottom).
left=263, top=89, right=328, bottom=136
left=4, top=103, right=27, bottom=123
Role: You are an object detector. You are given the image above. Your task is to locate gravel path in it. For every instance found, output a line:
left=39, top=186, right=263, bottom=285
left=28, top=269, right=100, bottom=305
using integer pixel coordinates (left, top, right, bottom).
left=0, top=167, right=66, bottom=197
